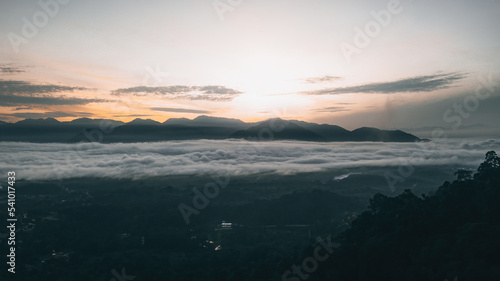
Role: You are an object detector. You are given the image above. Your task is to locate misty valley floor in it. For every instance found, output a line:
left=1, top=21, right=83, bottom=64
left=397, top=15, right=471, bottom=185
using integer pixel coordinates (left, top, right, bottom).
left=1, top=139, right=499, bottom=280
left=1, top=166, right=457, bottom=281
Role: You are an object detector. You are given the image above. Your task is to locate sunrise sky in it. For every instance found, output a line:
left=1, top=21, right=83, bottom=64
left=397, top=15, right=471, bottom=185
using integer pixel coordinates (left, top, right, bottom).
left=0, top=0, right=499, bottom=133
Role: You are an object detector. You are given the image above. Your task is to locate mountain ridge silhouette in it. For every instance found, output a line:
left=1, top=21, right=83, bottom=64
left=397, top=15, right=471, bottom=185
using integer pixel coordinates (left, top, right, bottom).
left=0, top=116, right=421, bottom=143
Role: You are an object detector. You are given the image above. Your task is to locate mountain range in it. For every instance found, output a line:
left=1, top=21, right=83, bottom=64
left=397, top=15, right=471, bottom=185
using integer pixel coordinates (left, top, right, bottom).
left=0, top=116, right=422, bottom=143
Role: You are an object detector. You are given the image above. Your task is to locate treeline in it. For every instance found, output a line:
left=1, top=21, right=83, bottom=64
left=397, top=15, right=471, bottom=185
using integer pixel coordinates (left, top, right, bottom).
left=307, top=151, right=500, bottom=281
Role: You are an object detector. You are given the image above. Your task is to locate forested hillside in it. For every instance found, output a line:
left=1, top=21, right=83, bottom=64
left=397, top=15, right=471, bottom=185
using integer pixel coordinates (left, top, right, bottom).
left=308, top=151, right=500, bottom=281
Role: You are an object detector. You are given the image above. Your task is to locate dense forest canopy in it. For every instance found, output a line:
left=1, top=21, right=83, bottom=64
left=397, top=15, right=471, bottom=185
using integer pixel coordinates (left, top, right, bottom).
left=311, top=151, right=500, bottom=281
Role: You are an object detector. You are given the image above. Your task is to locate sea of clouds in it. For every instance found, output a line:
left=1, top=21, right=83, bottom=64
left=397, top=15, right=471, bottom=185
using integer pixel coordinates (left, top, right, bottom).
left=0, top=139, right=499, bottom=180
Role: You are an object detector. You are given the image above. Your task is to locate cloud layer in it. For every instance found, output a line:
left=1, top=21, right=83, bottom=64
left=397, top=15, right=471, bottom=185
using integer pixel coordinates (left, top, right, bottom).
left=112, top=85, right=243, bottom=101
left=303, top=73, right=467, bottom=95
left=303, top=76, right=342, bottom=84
left=315, top=106, right=351, bottom=113
left=150, top=107, right=212, bottom=114
left=2, top=111, right=94, bottom=119
left=0, top=80, right=101, bottom=107
left=0, top=80, right=89, bottom=95
left=1, top=139, right=498, bottom=181
left=0, top=65, right=24, bottom=74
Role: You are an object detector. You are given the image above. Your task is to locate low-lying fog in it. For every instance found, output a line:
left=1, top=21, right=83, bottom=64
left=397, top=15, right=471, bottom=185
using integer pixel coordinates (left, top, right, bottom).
left=1, top=139, right=499, bottom=181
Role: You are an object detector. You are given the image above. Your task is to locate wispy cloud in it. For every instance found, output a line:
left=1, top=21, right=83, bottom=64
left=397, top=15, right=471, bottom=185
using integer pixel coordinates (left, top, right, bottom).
left=0, top=80, right=103, bottom=107
left=112, top=85, right=243, bottom=102
left=0, top=94, right=106, bottom=107
left=0, top=80, right=90, bottom=94
left=14, top=106, right=34, bottom=110
left=315, top=106, right=351, bottom=113
left=1, top=111, right=94, bottom=119
left=113, top=114, right=153, bottom=118
left=0, top=65, right=25, bottom=74
left=303, top=75, right=342, bottom=84
left=302, top=73, right=467, bottom=95
left=150, top=107, right=212, bottom=114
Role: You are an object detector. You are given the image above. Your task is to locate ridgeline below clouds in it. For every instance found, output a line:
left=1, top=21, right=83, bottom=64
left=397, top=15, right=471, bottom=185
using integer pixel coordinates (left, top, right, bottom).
left=0, top=116, right=421, bottom=143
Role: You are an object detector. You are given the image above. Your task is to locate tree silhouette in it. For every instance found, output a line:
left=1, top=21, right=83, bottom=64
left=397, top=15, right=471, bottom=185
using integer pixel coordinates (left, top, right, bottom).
left=478, top=150, right=500, bottom=172
left=454, top=169, right=473, bottom=181
left=321, top=150, right=500, bottom=281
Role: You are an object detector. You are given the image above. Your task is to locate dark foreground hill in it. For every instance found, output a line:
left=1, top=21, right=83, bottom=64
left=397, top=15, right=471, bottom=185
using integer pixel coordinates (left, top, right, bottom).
left=0, top=116, right=421, bottom=143
left=303, top=151, right=500, bottom=281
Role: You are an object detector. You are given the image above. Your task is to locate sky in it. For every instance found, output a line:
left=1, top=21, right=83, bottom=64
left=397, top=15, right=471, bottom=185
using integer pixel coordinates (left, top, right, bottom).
left=0, top=0, right=499, bottom=134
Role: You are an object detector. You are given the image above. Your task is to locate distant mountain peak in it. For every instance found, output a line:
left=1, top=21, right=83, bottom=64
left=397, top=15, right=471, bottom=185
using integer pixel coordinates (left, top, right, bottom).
left=193, top=115, right=245, bottom=123
left=127, top=118, right=161, bottom=125
left=350, top=127, right=420, bottom=142
left=193, top=115, right=213, bottom=120
left=70, top=117, right=93, bottom=123
left=230, top=119, right=325, bottom=141
left=68, top=118, right=125, bottom=127
left=264, top=117, right=285, bottom=122
left=162, top=117, right=192, bottom=125
left=15, top=118, right=61, bottom=125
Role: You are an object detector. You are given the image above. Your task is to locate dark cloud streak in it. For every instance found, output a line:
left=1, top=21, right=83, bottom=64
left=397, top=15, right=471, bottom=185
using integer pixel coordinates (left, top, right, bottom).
left=2, top=111, right=94, bottom=119
left=302, top=73, right=467, bottom=95
left=0, top=94, right=106, bottom=106
left=0, top=65, right=24, bottom=74
left=150, top=107, right=212, bottom=114
left=315, top=106, right=351, bottom=113
left=112, top=85, right=243, bottom=102
left=303, top=75, right=342, bottom=84
left=0, top=80, right=102, bottom=107
left=0, top=80, right=90, bottom=95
